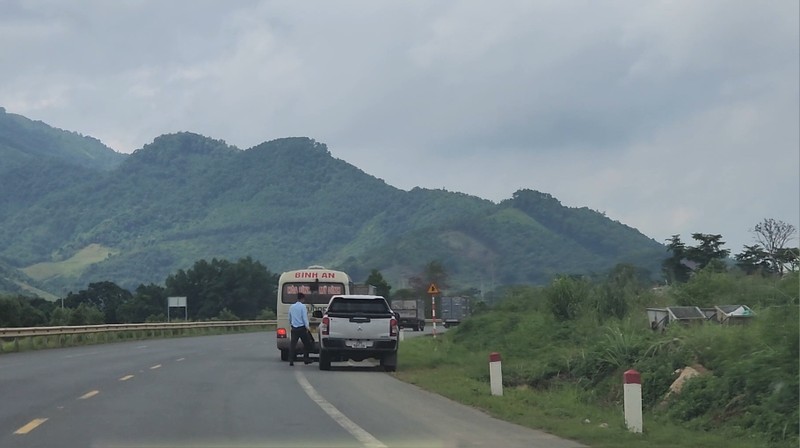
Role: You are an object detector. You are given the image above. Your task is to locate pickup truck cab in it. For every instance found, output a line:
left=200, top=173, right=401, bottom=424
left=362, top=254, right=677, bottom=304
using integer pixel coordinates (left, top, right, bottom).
left=318, top=294, right=399, bottom=371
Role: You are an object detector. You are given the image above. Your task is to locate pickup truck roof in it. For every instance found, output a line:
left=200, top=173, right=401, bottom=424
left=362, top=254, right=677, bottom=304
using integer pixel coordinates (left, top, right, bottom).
left=327, top=295, right=392, bottom=315
left=330, top=294, right=386, bottom=299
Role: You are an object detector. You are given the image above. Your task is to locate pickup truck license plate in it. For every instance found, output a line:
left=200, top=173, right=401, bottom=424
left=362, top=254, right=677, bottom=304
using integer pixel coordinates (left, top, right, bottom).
left=347, top=340, right=372, bottom=349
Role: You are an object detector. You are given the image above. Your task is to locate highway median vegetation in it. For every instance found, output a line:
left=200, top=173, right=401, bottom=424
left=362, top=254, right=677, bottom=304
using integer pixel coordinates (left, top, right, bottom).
left=397, top=268, right=799, bottom=448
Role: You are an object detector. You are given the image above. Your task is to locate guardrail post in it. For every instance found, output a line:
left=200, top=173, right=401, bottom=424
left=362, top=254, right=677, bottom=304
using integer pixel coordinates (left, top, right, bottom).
left=14, top=337, right=20, bottom=352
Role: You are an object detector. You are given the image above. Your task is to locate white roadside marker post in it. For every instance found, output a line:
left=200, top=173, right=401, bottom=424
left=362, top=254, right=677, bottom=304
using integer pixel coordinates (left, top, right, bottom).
left=624, top=369, right=643, bottom=433
left=489, top=352, right=503, bottom=396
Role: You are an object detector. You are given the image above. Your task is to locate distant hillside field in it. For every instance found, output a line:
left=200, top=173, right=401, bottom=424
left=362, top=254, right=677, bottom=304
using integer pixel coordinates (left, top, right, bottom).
left=23, top=244, right=119, bottom=283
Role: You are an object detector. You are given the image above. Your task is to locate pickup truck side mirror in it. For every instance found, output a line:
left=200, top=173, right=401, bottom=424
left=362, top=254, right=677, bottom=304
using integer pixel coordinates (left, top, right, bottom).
left=312, top=310, right=323, bottom=318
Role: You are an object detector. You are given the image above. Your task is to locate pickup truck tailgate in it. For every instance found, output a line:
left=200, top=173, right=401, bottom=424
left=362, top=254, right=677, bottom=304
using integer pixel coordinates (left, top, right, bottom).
left=327, top=315, right=391, bottom=339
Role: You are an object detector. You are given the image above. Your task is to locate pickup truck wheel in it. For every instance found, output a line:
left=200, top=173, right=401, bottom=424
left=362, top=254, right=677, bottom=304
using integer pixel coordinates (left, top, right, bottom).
left=319, top=351, right=331, bottom=371
left=280, top=349, right=289, bottom=361
left=382, top=352, right=397, bottom=372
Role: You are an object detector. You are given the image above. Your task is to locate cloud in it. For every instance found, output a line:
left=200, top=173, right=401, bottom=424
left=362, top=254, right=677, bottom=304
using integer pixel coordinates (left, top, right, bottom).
left=0, top=0, right=796, bottom=253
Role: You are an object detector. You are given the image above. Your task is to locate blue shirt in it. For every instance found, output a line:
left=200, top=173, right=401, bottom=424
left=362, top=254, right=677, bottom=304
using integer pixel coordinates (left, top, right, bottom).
left=289, top=301, right=310, bottom=329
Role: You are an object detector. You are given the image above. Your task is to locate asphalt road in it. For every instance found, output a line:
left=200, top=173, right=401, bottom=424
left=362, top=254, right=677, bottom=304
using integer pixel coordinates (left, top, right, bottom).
left=0, top=329, right=583, bottom=448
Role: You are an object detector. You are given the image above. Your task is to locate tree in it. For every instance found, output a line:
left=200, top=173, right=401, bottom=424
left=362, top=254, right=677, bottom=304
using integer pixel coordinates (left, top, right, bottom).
left=365, top=269, right=392, bottom=298
left=391, top=288, right=415, bottom=299
left=64, top=281, right=132, bottom=324
left=49, top=307, right=72, bottom=326
left=686, top=233, right=730, bottom=270
left=735, top=244, right=771, bottom=275
left=68, top=303, right=105, bottom=325
left=751, top=218, right=798, bottom=274
left=408, top=260, right=450, bottom=297
left=117, top=283, right=167, bottom=323
left=164, top=257, right=278, bottom=320
left=776, top=247, right=800, bottom=273
left=662, top=234, right=692, bottom=283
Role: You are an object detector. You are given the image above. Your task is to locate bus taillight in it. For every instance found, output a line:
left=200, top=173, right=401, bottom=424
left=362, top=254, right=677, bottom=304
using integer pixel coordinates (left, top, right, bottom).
left=276, top=328, right=287, bottom=338
left=321, top=316, right=330, bottom=336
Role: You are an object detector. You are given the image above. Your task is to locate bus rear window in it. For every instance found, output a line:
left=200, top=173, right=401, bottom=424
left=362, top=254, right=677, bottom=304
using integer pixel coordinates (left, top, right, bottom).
left=281, top=282, right=345, bottom=304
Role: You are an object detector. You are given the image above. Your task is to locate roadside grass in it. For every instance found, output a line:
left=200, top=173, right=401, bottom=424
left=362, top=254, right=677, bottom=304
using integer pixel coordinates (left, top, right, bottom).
left=0, top=324, right=274, bottom=354
left=397, top=334, right=780, bottom=448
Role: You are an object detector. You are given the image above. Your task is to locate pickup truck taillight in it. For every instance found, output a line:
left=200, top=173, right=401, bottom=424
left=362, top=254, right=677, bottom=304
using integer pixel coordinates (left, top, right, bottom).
left=321, top=316, right=330, bottom=336
left=276, top=328, right=287, bottom=339
left=390, top=317, right=398, bottom=337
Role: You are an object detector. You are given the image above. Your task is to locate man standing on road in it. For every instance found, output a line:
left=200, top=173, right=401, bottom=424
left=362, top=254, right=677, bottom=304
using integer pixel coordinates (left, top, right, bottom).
left=288, top=292, right=313, bottom=366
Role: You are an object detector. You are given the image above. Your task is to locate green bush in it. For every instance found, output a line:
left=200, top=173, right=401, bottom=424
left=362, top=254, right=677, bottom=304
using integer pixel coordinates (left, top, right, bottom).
left=256, top=308, right=276, bottom=320
left=145, top=313, right=166, bottom=322
left=216, top=308, right=239, bottom=321
left=546, top=275, right=591, bottom=321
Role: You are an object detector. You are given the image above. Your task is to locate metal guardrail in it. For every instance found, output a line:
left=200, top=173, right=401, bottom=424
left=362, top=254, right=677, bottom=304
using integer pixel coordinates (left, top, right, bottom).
left=0, top=320, right=276, bottom=339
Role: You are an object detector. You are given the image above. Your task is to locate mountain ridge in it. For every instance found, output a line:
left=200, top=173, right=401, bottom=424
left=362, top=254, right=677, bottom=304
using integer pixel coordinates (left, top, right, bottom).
left=0, top=107, right=125, bottom=172
left=0, top=109, right=666, bottom=297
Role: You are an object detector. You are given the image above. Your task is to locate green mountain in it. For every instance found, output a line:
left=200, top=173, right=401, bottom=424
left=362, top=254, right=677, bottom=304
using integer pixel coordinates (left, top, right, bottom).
left=0, top=107, right=124, bottom=172
left=0, top=111, right=666, bottom=297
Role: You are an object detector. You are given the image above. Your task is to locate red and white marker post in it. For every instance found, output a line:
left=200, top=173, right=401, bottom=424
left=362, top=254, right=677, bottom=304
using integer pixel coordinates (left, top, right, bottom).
left=431, top=295, right=437, bottom=339
left=428, top=283, right=440, bottom=339
left=623, top=369, right=643, bottom=433
left=489, top=352, right=503, bottom=396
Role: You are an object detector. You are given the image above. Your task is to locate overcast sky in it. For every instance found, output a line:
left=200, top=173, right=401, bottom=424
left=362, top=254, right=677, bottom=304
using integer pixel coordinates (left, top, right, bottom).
left=1, top=0, right=798, bottom=252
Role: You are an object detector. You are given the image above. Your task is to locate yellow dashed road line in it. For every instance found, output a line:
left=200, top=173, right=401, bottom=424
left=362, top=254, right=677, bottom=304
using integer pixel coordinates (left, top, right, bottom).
left=14, top=418, right=48, bottom=435
left=14, top=358, right=175, bottom=437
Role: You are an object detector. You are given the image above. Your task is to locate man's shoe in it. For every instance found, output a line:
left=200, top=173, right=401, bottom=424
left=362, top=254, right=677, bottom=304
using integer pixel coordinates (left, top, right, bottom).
left=289, top=362, right=294, bottom=366
left=304, top=360, right=312, bottom=365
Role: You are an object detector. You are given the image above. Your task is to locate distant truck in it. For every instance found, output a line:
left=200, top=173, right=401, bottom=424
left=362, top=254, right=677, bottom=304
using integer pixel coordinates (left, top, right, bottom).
left=440, top=296, right=470, bottom=328
left=351, top=284, right=377, bottom=295
left=390, top=299, right=426, bottom=331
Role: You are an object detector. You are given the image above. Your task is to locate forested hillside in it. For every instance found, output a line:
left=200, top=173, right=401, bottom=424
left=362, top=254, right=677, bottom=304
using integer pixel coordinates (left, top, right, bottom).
left=0, top=107, right=123, bottom=172
left=0, top=110, right=666, bottom=297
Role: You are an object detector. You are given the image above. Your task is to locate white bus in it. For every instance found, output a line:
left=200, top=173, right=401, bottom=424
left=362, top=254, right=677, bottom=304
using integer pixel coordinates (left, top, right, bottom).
left=275, top=265, right=352, bottom=361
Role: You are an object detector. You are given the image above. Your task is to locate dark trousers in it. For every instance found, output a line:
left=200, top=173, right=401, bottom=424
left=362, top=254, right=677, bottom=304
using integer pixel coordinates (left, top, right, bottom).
left=289, top=327, right=312, bottom=363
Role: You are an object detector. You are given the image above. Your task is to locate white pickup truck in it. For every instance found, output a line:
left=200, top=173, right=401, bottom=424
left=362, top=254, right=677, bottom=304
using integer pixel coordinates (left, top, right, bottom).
left=318, top=294, right=399, bottom=371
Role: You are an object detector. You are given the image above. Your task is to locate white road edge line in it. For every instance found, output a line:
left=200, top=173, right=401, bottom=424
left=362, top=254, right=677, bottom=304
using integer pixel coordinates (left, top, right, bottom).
left=295, top=371, right=387, bottom=448
left=79, top=390, right=100, bottom=400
